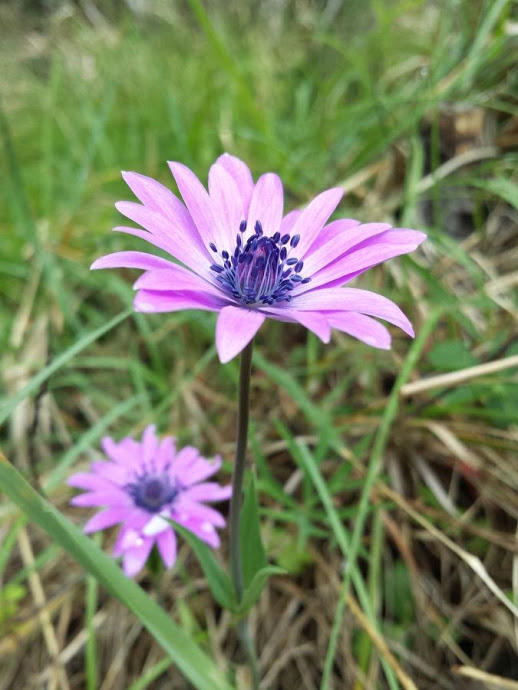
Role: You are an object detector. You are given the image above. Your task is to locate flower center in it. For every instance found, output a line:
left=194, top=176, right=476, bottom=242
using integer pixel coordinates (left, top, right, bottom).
left=209, top=220, right=311, bottom=306
left=127, top=473, right=178, bottom=513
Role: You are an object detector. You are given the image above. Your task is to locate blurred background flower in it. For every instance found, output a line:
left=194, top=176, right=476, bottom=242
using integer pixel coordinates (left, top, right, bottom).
left=68, top=425, right=231, bottom=577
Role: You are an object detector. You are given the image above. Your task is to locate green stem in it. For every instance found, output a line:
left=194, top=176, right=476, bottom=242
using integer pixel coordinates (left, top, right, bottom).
left=228, top=339, right=260, bottom=688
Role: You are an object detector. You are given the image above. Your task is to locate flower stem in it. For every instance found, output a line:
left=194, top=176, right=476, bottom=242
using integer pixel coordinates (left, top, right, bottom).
left=228, top=339, right=260, bottom=688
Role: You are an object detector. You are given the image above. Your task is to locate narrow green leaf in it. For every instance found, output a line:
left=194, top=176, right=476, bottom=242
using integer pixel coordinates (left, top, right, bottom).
left=240, top=474, right=267, bottom=589
left=0, top=453, right=233, bottom=690
left=172, top=522, right=237, bottom=612
left=470, top=177, right=518, bottom=211
left=237, top=565, right=286, bottom=616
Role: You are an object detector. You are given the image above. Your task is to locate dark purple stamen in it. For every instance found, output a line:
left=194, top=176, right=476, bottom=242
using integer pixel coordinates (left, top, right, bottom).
left=127, top=473, right=178, bottom=513
left=206, top=219, right=311, bottom=306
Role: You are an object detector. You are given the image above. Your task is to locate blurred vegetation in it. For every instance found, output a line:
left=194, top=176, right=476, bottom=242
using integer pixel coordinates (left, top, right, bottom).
left=1, top=1, right=518, bottom=688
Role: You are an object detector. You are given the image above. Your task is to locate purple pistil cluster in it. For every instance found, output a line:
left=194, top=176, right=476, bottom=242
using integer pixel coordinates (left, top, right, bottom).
left=209, top=220, right=311, bottom=306
left=126, top=472, right=178, bottom=513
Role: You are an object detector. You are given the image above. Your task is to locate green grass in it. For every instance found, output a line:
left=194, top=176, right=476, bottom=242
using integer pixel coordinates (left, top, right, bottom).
left=1, top=0, right=518, bottom=688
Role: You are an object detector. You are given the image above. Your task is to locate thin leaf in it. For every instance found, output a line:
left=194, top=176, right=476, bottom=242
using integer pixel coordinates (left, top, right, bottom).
left=240, top=474, right=267, bottom=589
left=237, top=565, right=286, bottom=616
left=172, top=522, right=236, bottom=612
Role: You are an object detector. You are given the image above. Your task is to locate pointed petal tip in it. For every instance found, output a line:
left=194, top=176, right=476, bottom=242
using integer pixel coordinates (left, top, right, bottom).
left=90, top=257, right=104, bottom=270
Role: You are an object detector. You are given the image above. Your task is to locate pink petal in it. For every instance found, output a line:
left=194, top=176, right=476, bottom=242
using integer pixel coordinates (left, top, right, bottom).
left=91, top=251, right=177, bottom=272
left=115, top=202, right=209, bottom=275
left=121, top=172, right=203, bottom=251
left=133, top=266, right=222, bottom=297
left=67, top=472, right=110, bottom=490
left=168, top=161, right=228, bottom=251
left=300, top=221, right=390, bottom=273
left=328, top=312, right=392, bottom=349
left=304, top=218, right=362, bottom=256
left=215, top=305, right=266, bottom=363
left=156, top=529, right=177, bottom=569
left=112, top=226, right=182, bottom=260
left=172, top=446, right=202, bottom=474
left=184, top=483, right=232, bottom=502
left=279, top=209, right=302, bottom=235
left=180, top=457, right=224, bottom=485
left=247, top=173, right=284, bottom=238
left=208, top=162, right=245, bottom=242
left=265, top=307, right=331, bottom=343
left=305, top=229, right=427, bottom=291
left=291, top=287, right=414, bottom=336
left=84, top=507, right=131, bottom=533
left=121, top=538, right=154, bottom=577
left=90, top=461, right=127, bottom=484
left=174, top=515, right=220, bottom=548
left=156, top=436, right=176, bottom=471
left=71, top=488, right=131, bottom=508
left=290, top=187, right=344, bottom=257
left=134, top=289, right=227, bottom=313
left=215, top=153, right=255, bottom=214
left=101, top=436, right=141, bottom=467
left=174, top=499, right=226, bottom=528
left=141, top=425, right=158, bottom=466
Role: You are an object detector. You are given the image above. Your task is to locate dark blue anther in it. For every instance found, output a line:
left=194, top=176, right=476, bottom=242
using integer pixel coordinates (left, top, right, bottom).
left=127, top=473, right=177, bottom=514
left=209, top=220, right=311, bottom=306
left=301, top=277, right=311, bottom=284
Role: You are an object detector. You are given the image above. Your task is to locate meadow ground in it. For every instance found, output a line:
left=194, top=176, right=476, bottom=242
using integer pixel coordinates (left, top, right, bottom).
left=1, top=1, right=518, bottom=688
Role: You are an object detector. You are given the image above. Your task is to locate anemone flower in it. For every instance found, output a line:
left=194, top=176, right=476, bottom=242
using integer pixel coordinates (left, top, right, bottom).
left=92, top=154, right=426, bottom=363
left=68, top=426, right=231, bottom=577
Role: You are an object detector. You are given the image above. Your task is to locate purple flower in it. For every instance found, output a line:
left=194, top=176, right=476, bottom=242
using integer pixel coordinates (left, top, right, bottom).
left=92, top=154, right=426, bottom=363
left=68, top=426, right=231, bottom=577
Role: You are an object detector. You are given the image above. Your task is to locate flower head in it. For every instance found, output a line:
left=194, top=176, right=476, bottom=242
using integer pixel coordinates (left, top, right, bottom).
left=68, top=426, right=231, bottom=577
left=92, top=154, right=426, bottom=362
